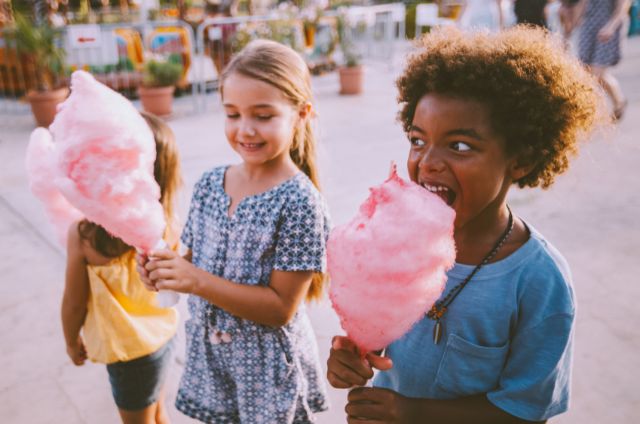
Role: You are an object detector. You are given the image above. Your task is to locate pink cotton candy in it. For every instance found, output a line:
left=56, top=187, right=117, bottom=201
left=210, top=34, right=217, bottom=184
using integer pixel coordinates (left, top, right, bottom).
left=26, top=128, right=83, bottom=247
left=327, top=164, right=456, bottom=353
left=40, top=70, right=164, bottom=252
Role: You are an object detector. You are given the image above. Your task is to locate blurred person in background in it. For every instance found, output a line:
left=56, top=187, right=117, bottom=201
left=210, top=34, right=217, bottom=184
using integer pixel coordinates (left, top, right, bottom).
left=514, top=0, right=551, bottom=27
left=571, top=0, right=630, bottom=120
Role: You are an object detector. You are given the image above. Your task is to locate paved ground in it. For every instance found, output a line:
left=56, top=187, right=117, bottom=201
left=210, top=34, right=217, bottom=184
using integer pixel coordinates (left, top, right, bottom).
left=1, top=35, right=639, bottom=423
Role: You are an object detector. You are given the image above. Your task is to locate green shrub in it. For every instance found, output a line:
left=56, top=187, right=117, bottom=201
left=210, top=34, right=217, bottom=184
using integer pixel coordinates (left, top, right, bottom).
left=12, top=13, right=67, bottom=91
left=336, top=11, right=362, bottom=67
left=142, top=58, right=183, bottom=87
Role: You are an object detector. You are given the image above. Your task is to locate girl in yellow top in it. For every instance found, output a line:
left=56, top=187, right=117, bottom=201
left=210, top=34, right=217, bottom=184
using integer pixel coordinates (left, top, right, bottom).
left=61, top=112, right=182, bottom=424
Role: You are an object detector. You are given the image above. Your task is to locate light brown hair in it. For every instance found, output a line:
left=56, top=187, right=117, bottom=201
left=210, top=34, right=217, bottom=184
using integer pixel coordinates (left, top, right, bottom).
left=79, top=111, right=183, bottom=257
left=220, top=39, right=325, bottom=301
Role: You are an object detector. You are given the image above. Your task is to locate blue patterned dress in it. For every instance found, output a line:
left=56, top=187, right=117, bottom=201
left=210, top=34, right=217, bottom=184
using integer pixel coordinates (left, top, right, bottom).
left=175, top=166, right=330, bottom=424
left=578, top=0, right=622, bottom=66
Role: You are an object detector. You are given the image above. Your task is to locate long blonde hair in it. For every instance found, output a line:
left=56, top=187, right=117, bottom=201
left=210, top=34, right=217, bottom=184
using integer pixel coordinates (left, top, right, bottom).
left=141, top=111, right=183, bottom=225
left=79, top=112, right=182, bottom=257
left=220, top=39, right=325, bottom=301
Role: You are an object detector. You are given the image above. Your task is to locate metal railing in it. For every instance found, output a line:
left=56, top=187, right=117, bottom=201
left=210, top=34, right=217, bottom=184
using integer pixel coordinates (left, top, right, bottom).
left=346, top=3, right=406, bottom=62
left=193, top=14, right=281, bottom=111
left=1, top=19, right=197, bottom=118
left=1, top=5, right=406, bottom=119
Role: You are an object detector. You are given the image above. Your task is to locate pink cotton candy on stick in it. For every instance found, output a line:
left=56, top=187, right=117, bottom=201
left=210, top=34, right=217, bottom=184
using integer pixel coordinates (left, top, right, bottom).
left=26, top=128, right=83, bottom=247
left=49, top=70, right=164, bottom=252
left=26, top=70, right=178, bottom=307
left=327, top=164, right=456, bottom=353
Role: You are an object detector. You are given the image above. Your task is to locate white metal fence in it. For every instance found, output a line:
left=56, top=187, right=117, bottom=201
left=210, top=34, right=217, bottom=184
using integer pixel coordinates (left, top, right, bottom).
left=1, top=4, right=406, bottom=119
left=1, top=19, right=197, bottom=117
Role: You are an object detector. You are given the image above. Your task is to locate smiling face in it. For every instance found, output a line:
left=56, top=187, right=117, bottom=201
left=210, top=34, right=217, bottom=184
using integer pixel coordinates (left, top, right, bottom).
left=222, top=73, right=303, bottom=167
left=407, top=94, right=520, bottom=232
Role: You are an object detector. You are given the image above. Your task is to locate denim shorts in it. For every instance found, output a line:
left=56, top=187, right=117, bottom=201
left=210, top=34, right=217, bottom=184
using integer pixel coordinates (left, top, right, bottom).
left=106, top=338, right=174, bottom=411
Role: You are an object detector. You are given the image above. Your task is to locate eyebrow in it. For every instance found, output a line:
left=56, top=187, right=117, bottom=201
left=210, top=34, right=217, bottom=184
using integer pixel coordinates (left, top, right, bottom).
left=409, top=125, right=485, bottom=141
left=222, top=103, right=275, bottom=109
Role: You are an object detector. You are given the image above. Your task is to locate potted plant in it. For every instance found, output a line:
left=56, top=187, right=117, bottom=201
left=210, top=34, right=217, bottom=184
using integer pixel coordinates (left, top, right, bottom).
left=336, top=11, right=363, bottom=95
left=13, top=14, right=69, bottom=127
left=301, top=6, right=324, bottom=49
left=138, top=54, right=183, bottom=117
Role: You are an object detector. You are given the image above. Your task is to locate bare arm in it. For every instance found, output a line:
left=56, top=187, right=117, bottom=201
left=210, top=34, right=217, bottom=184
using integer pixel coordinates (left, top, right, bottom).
left=328, top=336, right=545, bottom=424
left=346, top=389, right=545, bottom=423
left=609, top=0, right=631, bottom=27
left=574, top=0, right=588, bottom=23
left=597, top=0, right=631, bottom=41
left=142, top=249, right=312, bottom=327
left=61, top=222, right=90, bottom=365
left=496, top=0, right=505, bottom=29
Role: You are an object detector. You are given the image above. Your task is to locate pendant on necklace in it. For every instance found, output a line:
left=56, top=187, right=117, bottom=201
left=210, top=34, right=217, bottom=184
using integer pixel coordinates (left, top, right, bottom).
left=433, top=320, right=442, bottom=344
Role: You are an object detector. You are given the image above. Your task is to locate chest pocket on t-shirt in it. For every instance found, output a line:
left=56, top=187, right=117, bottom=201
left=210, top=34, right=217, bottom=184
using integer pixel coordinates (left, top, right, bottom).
left=434, top=333, right=509, bottom=397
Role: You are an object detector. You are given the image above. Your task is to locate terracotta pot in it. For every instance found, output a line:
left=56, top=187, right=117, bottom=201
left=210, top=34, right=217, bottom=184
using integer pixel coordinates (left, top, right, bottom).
left=138, top=85, right=175, bottom=117
left=27, top=87, right=69, bottom=127
left=338, top=65, right=364, bottom=95
left=304, top=25, right=316, bottom=48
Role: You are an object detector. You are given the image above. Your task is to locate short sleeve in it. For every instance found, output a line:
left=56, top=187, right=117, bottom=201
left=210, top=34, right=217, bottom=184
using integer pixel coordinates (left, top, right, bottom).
left=181, top=177, right=207, bottom=249
left=273, top=193, right=329, bottom=273
left=487, top=313, right=574, bottom=421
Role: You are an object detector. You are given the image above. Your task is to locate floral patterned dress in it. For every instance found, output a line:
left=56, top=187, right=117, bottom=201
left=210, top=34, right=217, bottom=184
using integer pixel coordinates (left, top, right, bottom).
left=578, top=0, right=623, bottom=66
left=175, top=166, right=330, bottom=424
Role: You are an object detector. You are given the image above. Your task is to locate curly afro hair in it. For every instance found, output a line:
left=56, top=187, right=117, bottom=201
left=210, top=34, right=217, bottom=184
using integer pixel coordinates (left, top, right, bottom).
left=397, top=26, right=607, bottom=188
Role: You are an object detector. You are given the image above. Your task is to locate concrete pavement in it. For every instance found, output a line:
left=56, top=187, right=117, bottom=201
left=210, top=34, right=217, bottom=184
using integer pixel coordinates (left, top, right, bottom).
left=1, top=36, right=639, bottom=423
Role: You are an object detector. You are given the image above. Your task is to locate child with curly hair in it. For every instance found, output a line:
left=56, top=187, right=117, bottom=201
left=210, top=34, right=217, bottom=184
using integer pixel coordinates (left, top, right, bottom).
left=326, top=27, right=606, bottom=423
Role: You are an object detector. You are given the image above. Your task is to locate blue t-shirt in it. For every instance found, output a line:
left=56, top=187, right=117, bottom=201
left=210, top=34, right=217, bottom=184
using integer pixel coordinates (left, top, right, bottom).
left=374, top=226, right=575, bottom=422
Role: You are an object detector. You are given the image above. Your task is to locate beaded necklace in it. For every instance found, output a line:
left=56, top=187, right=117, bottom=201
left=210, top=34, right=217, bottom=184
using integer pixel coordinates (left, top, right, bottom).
left=426, top=206, right=514, bottom=344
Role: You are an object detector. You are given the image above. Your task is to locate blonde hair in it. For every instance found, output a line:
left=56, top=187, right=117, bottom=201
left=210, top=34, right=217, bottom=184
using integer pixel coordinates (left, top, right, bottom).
left=141, top=111, right=183, bottom=224
left=79, top=112, right=183, bottom=257
left=220, top=39, right=325, bottom=301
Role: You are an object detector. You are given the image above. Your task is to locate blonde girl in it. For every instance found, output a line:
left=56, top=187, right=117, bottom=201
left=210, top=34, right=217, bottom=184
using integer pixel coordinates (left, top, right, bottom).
left=139, top=40, right=330, bottom=423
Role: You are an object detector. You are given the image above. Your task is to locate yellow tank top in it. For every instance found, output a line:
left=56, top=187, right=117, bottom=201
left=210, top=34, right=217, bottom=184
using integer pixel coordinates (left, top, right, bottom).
left=83, top=249, right=178, bottom=364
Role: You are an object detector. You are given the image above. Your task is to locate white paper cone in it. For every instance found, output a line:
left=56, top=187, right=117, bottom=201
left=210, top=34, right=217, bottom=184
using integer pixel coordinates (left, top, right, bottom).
left=151, top=239, right=180, bottom=308
left=156, top=290, right=180, bottom=307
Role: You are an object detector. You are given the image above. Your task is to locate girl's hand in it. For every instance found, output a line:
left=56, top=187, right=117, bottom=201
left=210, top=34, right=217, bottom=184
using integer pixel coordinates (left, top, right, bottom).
left=144, top=249, right=200, bottom=294
left=346, top=387, right=416, bottom=424
left=327, top=336, right=393, bottom=389
left=66, top=336, right=87, bottom=366
left=597, top=23, right=616, bottom=43
left=135, top=252, right=156, bottom=291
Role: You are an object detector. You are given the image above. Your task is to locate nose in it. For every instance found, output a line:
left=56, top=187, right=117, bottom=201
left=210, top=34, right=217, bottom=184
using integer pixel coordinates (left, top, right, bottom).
left=238, top=119, right=256, bottom=139
left=419, top=146, right=446, bottom=173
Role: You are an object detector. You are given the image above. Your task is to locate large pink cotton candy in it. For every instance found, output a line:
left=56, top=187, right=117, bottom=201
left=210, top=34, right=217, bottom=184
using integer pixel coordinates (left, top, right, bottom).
left=328, top=165, right=456, bottom=353
left=26, top=70, right=165, bottom=253
left=26, top=128, right=83, bottom=246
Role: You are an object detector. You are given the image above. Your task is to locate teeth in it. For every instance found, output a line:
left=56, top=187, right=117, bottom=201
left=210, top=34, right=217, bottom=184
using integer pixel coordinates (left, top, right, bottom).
left=422, top=183, right=449, bottom=193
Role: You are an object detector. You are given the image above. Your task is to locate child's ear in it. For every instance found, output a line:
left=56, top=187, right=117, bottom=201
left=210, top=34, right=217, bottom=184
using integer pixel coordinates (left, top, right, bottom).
left=509, top=155, right=537, bottom=182
left=298, top=102, right=313, bottom=120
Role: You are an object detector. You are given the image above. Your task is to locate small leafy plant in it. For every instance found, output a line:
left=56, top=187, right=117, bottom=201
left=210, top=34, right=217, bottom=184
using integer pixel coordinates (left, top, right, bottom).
left=13, top=13, right=67, bottom=91
left=142, top=55, right=183, bottom=88
left=336, top=10, right=361, bottom=67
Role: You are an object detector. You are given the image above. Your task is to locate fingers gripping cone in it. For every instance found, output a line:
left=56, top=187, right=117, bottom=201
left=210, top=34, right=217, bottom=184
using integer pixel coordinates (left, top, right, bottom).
left=25, top=70, right=179, bottom=307
left=327, top=164, right=456, bottom=353
left=146, top=239, right=180, bottom=307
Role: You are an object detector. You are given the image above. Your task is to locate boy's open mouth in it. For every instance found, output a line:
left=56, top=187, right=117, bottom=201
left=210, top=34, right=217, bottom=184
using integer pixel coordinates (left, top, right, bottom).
left=421, top=183, right=456, bottom=206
